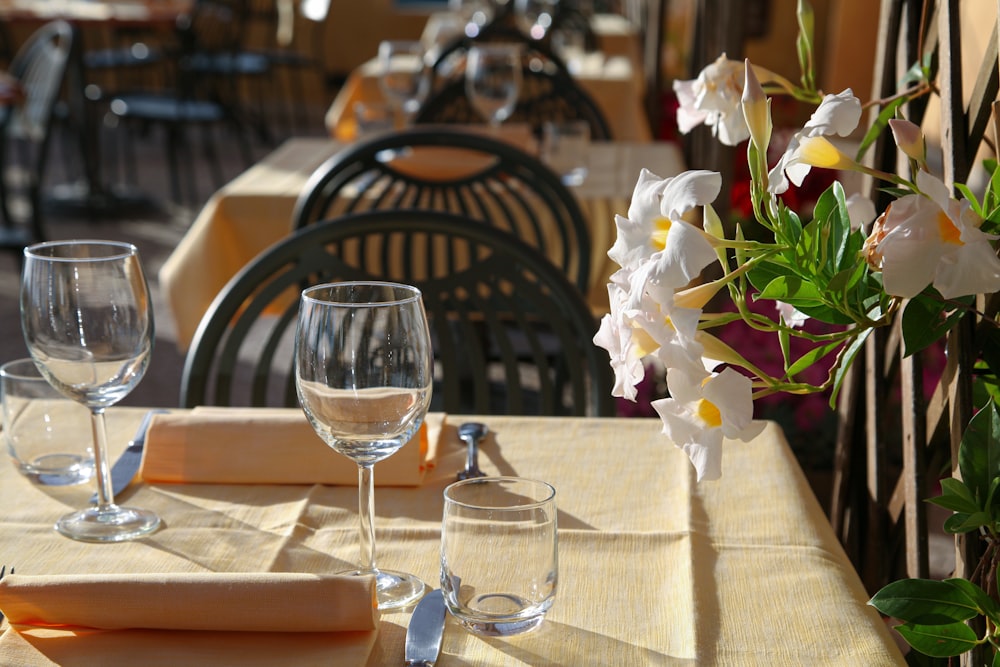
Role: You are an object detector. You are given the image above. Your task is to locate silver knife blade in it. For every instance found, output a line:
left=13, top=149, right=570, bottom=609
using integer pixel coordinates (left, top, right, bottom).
left=405, top=589, right=446, bottom=666
left=91, top=409, right=167, bottom=503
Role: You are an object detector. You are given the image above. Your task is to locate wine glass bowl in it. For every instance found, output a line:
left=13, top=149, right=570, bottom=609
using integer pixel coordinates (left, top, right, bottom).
left=377, top=40, right=430, bottom=127
left=295, top=281, right=433, bottom=609
left=20, top=240, right=160, bottom=542
left=465, top=44, right=522, bottom=127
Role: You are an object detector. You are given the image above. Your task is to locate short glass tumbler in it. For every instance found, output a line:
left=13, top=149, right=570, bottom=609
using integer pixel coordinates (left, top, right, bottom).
left=1, top=358, right=94, bottom=485
left=441, top=477, right=558, bottom=636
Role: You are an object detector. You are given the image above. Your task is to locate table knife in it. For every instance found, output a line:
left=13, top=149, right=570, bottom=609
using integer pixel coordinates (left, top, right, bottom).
left=404, top=589, right=446, bottom=666
left=91, top=409, right=167, bottom=503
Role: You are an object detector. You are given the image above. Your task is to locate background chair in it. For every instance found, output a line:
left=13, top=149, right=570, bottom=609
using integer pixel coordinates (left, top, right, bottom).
left=416, top=19, right=612, bottom=140
left=291, top=126, right=593, bottom=293
left=180, top=209, right=615, bottom=416
left=106, top=0, right=255, bottom=205
left=0, top=21, right=73, bottom=261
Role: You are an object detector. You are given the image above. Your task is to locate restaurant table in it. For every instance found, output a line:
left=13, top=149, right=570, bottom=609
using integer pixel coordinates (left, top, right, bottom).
left=0, top=409, right=905, bottom=665
left=159, top=136, right=686, bottom=350
left=325, top=50, right=651, bottom=144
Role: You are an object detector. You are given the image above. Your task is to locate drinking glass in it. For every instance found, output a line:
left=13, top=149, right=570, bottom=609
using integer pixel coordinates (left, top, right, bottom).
left=295, top=281, right=433, bottom=609
left=2, top=357, right=94, bottom=486
left=465, top=44, right=522, bottom=127
left=20, top=240, right=160, bottom=542
left=442, top=476, right=558, bottom=635
left=377, top=40, right=430, bottom=127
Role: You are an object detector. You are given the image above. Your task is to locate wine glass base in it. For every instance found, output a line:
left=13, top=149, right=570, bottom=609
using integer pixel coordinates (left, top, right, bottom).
left=55, top=504, right=161, bottom=543
left=340, top=568, right=425, bottom=610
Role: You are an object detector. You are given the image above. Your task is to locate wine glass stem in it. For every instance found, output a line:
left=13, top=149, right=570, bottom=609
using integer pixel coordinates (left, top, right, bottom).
left=357, top=463, right=377, bottom=575
left=90, top=408, right=115, bottom=509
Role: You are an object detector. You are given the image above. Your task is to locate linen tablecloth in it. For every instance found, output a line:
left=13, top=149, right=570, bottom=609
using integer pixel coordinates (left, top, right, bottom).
left=0, top=410, right=904, bottom=665
left=159, top=137, right=686, bottom=350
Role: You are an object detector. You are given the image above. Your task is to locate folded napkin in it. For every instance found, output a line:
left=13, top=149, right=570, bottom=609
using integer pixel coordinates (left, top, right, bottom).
left=0, top=572, right=377, bottom=632
left=139, top=408, right=444, bottom=486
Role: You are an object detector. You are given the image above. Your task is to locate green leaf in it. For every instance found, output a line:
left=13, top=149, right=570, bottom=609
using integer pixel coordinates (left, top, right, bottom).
left=895, top=621, right=979, bottom=658
left=943, top=511, right=990, bottom=534
left=944, top=578, right=1000, bottom=625
left=900, top=295, right=970, bottom=357
left=869, top=578, right=980, bottom=624
left=786, top=340, right=842, bottom=378
left=927, top=478, right=981, bottom=515
left=959, top=403, right=1000, bottom=505
left=830, top=327, right=873, bottom=406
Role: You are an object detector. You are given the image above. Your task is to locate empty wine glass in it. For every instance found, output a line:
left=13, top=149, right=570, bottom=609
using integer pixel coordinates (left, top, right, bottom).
left=295, top=281, right=433, bottom=609
left=465, top=44, right=522, bottom=127
left=377, top=40, right=430, bottom=127
left=20, top=240, right=160, bottom=542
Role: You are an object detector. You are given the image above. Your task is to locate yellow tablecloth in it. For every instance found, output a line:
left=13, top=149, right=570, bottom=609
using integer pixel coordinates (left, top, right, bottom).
left=325, top=51, right=651, bottom=143
left=0, top=410, right=904, bottom=665
left=159, top=137, right=686, bottom=350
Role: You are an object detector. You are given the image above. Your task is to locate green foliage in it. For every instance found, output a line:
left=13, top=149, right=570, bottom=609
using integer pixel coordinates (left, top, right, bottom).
left=900, top=295, right=973, bottom=357
left=871, top=403, right=1000, bottom=659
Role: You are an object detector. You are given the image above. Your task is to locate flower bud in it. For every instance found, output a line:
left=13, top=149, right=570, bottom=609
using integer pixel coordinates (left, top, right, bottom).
left=741, top=59, right=772, bottom=152
left=797, top=136, right=857, bottom=170
left=888, top=118, right=926, bottom=163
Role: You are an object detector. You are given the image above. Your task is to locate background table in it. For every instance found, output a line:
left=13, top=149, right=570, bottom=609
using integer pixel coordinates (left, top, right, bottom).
left=159, top=137, right=686, bottom=350
left=0, top=410, right=905, bottom=665
left=325, top=51, right=651, bottom=143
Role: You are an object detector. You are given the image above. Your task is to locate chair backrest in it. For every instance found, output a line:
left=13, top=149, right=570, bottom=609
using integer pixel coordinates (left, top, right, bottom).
left=415, top=61, right=613, bottom=141
left=830, top=0, right=1000, bottom=601
left=0, top=20, right=73, bottom=242
left=290, top=126, right=593, bottom=293
left=180, top=209, right=615, bottom=416
left=417, top=20, right=613, bottom=141
left=5, top=20, right=73, bottom=146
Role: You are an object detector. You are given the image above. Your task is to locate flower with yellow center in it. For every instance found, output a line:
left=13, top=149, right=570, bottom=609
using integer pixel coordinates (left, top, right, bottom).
left=871, top=170, right=1000, bottom=298
left=651, top=366, right=756, bottom=481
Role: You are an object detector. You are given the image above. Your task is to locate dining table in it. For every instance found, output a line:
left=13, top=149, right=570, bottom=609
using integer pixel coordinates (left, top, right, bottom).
left=159, top=135, right=686, bottom=351
left=324, top=31, right=651, bottom=144
left=0, top=407, right=906, bottom=665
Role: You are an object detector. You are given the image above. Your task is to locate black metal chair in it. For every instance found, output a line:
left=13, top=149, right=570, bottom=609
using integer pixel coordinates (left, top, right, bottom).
left=106, top=0, right=255, bottom=205
left=291, top=126, right=593, bottom=294
left=0, top=21, right=73, bottom=261
left=180, top=209, right=615, bottom=416
left=416, top=19, right=612, bottom=141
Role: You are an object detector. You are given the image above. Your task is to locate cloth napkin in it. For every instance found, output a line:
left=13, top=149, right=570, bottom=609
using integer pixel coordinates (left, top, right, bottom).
left=139, top=408, right=444, bottom=486
left=0, top=572, right=377, bottom=632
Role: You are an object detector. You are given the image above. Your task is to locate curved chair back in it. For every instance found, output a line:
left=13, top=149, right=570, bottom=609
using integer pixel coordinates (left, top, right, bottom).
left=181, top=209, right=615, bottom=416
left=415, top=62, right=612, bottom=141
left=291, top=126, right=593, bottom=293
left=0, top=20, right=73, bottom=253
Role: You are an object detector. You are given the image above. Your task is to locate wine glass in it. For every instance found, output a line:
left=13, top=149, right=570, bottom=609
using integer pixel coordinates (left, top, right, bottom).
left=465, top=44, right=522, bottom=127
left=295, top=281, right=433, bottom=609
left=20, top=240, right=160, bottom=542
left=377, top=40, right=430, bottom=127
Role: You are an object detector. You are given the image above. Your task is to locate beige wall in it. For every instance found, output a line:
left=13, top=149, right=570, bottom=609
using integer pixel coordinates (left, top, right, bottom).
left=320, top=1, right=431, bottom=79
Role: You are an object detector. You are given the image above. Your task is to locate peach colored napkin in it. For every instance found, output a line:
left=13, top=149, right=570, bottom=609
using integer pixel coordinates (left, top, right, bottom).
left=139, top=408, right=444, bottom=486
left=0, top=572, right=377, bottom=632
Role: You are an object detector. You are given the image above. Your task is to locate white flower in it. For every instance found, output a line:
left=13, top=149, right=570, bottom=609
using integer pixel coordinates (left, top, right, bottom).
left=776, top=301, right=809, bottom=328
left=845, top=193, right=877, bottom=232
left=673, top=54, right=750, bottom=146
left=868, top=170, right=1000, bottom=299
left=608, top=169, right=722, bottom=292
left=768, top=89, right=862, bottom=194
left=651, top=366, right=756, bottom=481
